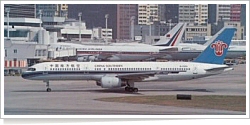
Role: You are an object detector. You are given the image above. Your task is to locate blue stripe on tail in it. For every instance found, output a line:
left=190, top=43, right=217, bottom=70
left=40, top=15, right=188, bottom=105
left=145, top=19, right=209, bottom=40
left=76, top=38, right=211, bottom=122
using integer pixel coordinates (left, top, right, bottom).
left=193, top=27, right=236, bottom=64
left=162, top=25, right=183, bottom=46
left=154, top=23, right=185, bottom=46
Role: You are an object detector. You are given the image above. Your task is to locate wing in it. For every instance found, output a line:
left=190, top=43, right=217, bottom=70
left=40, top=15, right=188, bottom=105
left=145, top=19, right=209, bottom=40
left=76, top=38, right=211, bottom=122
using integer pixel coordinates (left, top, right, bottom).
left=117, top=72, right=157, bottom=81
left=116, top=70, right=186, bottom=82
left=159, top=47, right=178, bottom=53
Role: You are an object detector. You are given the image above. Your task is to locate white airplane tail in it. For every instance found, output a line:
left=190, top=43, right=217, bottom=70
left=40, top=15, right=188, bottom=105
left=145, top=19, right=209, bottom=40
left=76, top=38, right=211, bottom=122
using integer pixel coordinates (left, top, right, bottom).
left=153, top=23, right=186, bottom=46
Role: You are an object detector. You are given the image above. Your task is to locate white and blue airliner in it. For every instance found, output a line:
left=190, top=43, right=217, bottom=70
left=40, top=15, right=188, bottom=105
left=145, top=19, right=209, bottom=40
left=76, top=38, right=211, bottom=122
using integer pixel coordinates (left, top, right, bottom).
left=22, top=27, right=236, bottom=92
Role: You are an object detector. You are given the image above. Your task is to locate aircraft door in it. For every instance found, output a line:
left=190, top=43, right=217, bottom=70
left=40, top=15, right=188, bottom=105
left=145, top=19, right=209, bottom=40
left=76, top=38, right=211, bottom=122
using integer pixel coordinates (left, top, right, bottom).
left=118, top=49, right=122, bottom=60
left=193, top=66, right=198, bottom=74
left=84, top=64, right=89, bottom=74
left=43, top=66, right=48, bottom=75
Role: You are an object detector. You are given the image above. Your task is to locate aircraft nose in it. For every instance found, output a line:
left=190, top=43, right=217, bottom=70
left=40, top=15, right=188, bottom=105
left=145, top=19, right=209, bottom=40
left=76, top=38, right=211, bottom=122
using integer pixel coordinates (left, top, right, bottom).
left=21, top=72, right=28, bottom=79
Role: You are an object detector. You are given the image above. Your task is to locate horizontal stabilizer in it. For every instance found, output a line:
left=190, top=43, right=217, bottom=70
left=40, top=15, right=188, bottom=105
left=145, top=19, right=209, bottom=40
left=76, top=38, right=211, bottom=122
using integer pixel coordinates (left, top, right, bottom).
left=159, top=47, right=179, bottom=52
left=204, top=66, right=229, bottom=72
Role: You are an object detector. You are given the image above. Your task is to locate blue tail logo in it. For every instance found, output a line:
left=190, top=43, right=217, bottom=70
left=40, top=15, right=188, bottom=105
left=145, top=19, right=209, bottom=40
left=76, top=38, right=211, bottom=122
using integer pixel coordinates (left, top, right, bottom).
left=211, top=40, right=228, bottom=56
left=193, top=27, right=236, bottom=64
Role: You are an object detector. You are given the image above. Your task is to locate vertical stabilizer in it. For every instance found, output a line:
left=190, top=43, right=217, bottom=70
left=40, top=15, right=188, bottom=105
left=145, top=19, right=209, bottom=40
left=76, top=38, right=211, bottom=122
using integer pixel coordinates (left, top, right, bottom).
left=193, top=27, right=236, bottom=64
left=154, top=23, right=186, bottom=46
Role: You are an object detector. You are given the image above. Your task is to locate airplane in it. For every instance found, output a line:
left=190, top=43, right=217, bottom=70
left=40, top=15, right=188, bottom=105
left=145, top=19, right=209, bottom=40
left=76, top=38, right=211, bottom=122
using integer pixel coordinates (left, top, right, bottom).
left=95, top=23, right=245, bottom=60
left=48, top=23, right=186, bottom=62
left=21, top=27, right=236, bottom=92
left=155, top=26, right=246, bottom=60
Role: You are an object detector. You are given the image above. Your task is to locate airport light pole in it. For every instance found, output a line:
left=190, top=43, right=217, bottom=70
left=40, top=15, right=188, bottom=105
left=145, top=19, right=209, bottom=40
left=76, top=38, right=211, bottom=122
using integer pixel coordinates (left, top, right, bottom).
left=130, top=16, right=135, bottom=41
left=149, top=16, right=153, bottom=45
left=78, top=12, right=82, bottom=42
left=140, top=26, right=143, bottom=42
left=5, top=8, right=10, bottom=39
left=105, top=14, right=109, bottom=43
left=38, top=10, right=42, bottom=28
left=168, top=19, right=172, bottom=32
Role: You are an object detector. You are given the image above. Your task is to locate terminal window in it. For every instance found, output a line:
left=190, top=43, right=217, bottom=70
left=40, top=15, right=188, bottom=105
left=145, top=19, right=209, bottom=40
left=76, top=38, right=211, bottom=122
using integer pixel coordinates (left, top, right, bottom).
left=14, top=49, right=17, bottom=53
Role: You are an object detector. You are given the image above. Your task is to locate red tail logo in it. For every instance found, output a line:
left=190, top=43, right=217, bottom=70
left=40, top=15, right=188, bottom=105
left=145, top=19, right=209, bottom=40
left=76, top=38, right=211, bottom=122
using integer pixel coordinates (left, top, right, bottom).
left=210, top=41, right=228, bottom=56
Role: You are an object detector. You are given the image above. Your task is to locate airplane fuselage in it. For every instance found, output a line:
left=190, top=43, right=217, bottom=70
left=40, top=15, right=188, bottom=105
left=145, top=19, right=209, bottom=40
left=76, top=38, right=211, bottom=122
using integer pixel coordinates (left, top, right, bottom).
left=22, top=62, right=231, bottom=82
left=49, top=43, right=176, bottom=61
left=76, top=45, right=165, bottom=61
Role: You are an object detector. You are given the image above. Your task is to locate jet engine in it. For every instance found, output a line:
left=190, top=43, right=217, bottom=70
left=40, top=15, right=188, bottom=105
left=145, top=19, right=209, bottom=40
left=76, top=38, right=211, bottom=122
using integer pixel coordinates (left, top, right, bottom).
left=88, top=56, right=97, bottom=61
left=77, top=56, right=88, bottom=62
left=106, top=56, right=121, bottom=61
left=98, top=76, right=125, bottom=88
left=77, top=55, right=99, bottom=62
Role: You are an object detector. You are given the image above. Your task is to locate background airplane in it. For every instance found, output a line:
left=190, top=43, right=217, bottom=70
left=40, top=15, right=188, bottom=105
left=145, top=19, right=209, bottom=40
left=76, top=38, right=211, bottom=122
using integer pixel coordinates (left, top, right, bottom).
left=104, top=23, right=245, bottom=61
left=22, top=27, right=236, bottom=92
left=48, top=23, right=186, bottom=62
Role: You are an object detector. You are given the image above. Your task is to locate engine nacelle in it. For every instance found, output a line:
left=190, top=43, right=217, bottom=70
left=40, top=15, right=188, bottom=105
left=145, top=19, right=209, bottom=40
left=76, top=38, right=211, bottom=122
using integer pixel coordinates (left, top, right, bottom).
left=77, top=56, right=88, bottom=62
left=107, top=56, right=121, bottom=61
left=88, top=56, right=98, bottom=61
left=100, top=76, right=122, bottom=88
left=77, top=55, right=98, bottom=62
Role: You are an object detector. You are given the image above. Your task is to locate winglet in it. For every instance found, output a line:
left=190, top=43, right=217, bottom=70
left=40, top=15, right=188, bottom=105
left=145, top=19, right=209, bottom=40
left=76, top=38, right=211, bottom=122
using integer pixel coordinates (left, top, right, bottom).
left=154, top=23, right=186, bottom=46
left=193, top=27, right=236, bottom=64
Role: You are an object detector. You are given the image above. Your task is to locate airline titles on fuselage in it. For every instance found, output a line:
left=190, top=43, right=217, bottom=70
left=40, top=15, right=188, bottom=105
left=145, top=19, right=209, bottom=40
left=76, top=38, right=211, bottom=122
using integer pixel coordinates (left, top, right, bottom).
left=94, top=64, right=123, bottom=68
left=78, top=48, right=103, bottom=51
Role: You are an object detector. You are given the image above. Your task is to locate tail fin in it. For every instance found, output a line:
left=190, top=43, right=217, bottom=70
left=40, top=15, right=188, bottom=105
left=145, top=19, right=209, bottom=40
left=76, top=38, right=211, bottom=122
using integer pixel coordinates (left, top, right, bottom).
left=203, top=26, right=230, bottom=47
left=193, top=27, right=236, bottom=64
left=154, top=23, right=186, bottom=46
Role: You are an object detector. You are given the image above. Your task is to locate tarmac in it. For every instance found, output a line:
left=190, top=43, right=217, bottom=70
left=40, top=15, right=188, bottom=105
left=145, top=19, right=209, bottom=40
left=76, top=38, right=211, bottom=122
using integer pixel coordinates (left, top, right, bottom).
left=3, top=64, right=246, bottom=116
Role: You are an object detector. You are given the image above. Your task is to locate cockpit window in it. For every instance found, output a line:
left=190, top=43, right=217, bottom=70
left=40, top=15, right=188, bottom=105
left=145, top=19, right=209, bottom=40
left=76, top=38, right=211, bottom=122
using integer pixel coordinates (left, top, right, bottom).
left=27, top=68, right=36, bottom=71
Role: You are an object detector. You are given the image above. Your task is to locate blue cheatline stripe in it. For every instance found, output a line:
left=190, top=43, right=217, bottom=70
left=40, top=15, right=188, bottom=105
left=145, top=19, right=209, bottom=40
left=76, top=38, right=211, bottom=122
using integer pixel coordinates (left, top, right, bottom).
left=22, top=71, right=144, bottom=79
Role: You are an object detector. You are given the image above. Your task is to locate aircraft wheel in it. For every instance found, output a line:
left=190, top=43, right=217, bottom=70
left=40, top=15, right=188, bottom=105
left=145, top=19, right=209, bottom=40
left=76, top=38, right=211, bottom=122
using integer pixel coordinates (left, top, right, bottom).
left=128, top=87, right=134, bottom=92
left=133, top=88, right=138, bottom=92
left=46, top=88, right=52, bottom=92
left=125, top=87, right=129, bottom=91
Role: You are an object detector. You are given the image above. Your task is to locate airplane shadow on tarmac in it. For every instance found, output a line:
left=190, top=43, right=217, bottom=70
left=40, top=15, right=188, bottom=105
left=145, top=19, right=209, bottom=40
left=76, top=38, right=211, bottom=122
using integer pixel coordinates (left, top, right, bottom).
left=12, top=88, right=212, bottom=94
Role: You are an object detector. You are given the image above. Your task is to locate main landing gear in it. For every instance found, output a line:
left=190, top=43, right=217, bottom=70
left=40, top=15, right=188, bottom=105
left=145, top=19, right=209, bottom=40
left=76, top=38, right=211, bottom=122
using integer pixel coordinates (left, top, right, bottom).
left=45, top=81, right=51, bottom=92
left=125, top=86, right=138, bottom=92
left=125, top=81, right=138, bottom=93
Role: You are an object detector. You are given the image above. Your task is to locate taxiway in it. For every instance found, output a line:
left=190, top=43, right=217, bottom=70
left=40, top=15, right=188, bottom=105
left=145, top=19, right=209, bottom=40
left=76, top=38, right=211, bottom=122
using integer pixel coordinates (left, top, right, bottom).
left=4, top=64, right=246, bottom=116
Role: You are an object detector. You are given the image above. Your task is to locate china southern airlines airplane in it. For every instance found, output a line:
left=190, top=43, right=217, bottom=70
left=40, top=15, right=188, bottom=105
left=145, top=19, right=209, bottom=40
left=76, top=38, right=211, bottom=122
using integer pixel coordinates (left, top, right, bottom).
left=49, top=23, right=186, bottom=61
left=22, top=27, right=236, bottom=92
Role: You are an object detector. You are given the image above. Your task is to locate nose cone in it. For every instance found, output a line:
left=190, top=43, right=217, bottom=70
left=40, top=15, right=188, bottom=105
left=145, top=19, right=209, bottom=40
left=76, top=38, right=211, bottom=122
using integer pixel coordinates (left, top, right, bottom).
left=21, top=71, right=29, bottom=79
